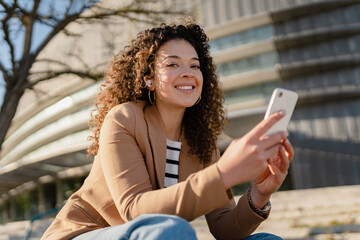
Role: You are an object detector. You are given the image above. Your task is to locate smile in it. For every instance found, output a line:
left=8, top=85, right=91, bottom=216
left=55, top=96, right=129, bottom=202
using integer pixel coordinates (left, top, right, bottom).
left=175, top=86, right=194, bottom=90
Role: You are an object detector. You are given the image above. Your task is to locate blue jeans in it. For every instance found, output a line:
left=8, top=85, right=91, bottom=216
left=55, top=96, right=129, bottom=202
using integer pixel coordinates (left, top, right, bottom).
left=72, top=214, right=282, bottom=240
left=245, top=233, right=283, bottom=240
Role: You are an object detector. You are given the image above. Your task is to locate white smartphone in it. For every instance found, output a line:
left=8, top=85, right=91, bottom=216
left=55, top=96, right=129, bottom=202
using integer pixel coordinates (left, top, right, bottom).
left=264, top=88, right=298, bottom=136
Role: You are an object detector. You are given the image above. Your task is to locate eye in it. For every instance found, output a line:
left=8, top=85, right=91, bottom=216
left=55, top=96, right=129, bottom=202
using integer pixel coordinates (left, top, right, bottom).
left=191, top=65, right=200, bottom=69
left=166, top=63, right=179, bottom=67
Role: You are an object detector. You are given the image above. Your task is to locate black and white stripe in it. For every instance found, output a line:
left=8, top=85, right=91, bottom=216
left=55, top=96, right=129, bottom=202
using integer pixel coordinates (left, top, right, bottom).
left=164, top=139, right=181, bottom=188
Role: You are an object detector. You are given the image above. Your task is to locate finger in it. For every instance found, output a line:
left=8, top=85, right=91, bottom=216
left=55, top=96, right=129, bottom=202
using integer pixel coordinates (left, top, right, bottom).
left=261, top=131, right=289, bottom=150
left=282, top=139, right=294, bottom=161
left=248, top=111, right=286, bottom=140
left=279, top=146, right=290, bottom=173
left=255, top=167, right=271, bottom=184
left=263, top=143, right=282, bottom=161
left=267, top=161, right=276, bottom=175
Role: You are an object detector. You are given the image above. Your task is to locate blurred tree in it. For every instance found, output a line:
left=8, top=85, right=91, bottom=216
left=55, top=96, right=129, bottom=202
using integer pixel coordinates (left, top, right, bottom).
left=0, top=0, right=185, bottom=152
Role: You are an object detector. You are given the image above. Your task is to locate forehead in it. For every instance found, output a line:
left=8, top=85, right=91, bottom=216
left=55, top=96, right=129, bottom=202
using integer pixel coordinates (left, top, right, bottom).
left=156, top=39, right=199, bottom=60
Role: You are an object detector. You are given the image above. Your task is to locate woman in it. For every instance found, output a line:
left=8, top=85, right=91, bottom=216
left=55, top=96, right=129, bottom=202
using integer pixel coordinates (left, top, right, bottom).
left=41, top=17, right=293, bottom=240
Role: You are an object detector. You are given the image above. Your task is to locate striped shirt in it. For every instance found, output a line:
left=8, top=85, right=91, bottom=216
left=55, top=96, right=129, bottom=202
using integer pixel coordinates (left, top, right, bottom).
left=164, top=139, right=182, bottom=188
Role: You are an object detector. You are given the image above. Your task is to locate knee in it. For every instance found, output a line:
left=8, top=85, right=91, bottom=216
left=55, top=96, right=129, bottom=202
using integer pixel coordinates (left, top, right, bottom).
left=162, top=214, right=195, bottom=234
left=131, top=214, right=197, bottom=240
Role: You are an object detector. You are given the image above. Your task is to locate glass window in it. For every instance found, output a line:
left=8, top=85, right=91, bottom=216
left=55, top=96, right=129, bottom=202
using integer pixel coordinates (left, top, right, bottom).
left=330, top=8, right=346, bottom=26
left=286, top=48, right=298, bottom=63
left=254, top=25, right=273, bottom=40
left=314, top=12, right=330, bottom=29
left=333, top=38, right=350, bottom=56
left=304, top=44, right=319, bottom=60
left=299, top=17, right=312, bottom=32
left=274, top=22, right=284, bottom=35
left=344, top=5, right=358, bottom=24
left=242, top=29, right=253, bottom=44
left=224, top=81, right=280, bottom=105
left=209, top=25, right=274, bottom=53
left=217, top=52, right=276, bottom=77
left=293, top=19, right=302, bottom=34
left=259, top=52, right=277, bottom=68
left=237, top=59, right=249, bottom=73
left=354, top=67, right=360, bottom=85
left=349, top=35, right=360, bottom=53
left=318, top=42, right=334, bottom=58
left=278, top=50, right=290, bottom=64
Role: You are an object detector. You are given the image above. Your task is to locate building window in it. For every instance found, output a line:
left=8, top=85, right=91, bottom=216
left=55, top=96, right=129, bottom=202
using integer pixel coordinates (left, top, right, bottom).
left=224, top=81, right=280, bottom=105
left=209, top=25, right=273, bottom=53
left=217, top=52, right=277, bottom=77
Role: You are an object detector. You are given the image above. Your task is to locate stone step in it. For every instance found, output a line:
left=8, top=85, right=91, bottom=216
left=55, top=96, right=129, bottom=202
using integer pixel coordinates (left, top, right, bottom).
left=310, top=233, right=360, bottom=240
left=270, top=203, right=360, bottom=218
left=269, top=187, right=360, bottom=210
left=1, top=185, right=359, bottom=240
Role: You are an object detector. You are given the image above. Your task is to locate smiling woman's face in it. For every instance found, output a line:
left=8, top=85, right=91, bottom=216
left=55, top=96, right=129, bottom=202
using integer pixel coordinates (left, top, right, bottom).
left=153, top=39, right=203, bottom=111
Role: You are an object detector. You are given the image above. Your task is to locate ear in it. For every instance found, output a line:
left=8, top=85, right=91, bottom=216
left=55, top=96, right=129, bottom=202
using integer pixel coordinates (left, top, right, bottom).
left=146, top=79, right=155, bottom=91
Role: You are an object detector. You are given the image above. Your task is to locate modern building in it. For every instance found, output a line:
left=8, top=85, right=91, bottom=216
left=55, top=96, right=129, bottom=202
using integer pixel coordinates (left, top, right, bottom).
left=1, top=0, right=360, bottom=223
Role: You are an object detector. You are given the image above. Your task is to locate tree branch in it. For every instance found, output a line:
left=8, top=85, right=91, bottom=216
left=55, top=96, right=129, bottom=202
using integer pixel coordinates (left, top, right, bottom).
left=79, top=7, right=184, bottom=22
left=0, top=1, right=9, bottom=10
left=31, top=12, right=82, bottom=61
left=34, top=58, right=69, bottom=67
left=29, top=70, right=103, bottom=87
left=2, top=17, right=16, bottom=77
left=0, top=61, right=9, bottom=84
left=22, top=0, right=41, bottom=56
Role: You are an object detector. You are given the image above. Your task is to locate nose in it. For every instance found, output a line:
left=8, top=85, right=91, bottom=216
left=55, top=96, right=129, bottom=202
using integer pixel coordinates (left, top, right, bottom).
left=180, top=66, right=194, bottom=78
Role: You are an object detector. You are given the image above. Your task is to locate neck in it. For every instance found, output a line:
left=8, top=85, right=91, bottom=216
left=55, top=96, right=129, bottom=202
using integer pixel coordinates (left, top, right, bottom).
left=156, top=104, right=185, bottom=141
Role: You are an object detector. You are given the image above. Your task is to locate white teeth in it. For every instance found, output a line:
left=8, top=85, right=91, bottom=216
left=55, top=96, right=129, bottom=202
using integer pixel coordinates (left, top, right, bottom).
left=176, top=86, right=193, bottom=90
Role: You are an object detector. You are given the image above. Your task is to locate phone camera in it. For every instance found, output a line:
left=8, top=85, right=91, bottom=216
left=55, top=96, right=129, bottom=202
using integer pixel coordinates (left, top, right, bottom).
left=279, top=92, right=283, bottom=97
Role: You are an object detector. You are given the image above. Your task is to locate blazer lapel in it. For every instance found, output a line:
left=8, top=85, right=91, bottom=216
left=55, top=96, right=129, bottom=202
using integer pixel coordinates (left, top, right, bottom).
left=144, top=104, right=167, bottom=189
left=178, top=131, right=203, bottom=182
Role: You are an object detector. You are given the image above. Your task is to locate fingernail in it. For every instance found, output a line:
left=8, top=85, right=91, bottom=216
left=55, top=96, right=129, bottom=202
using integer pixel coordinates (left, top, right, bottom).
left=279, top=110, right=286, bottom=116
left=283, top=131, right=289, bottom=137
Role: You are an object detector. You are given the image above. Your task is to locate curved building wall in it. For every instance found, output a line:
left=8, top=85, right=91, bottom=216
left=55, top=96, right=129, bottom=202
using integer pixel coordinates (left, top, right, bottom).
left=203, top=0, right=360, bottom=189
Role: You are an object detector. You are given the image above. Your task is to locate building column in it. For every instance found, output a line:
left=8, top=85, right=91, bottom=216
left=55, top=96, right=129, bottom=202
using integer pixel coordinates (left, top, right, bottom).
left=55, top=177, right=63, bottom=206
left=9, top=197, right=15, bottom=222
left=38, top=184, right=45, bottom=214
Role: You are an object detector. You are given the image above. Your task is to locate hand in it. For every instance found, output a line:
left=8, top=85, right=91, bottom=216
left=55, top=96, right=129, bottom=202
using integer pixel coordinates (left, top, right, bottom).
left=251, top=138, right=294, bottom=208
left=216, top=111, right=289, bottom=190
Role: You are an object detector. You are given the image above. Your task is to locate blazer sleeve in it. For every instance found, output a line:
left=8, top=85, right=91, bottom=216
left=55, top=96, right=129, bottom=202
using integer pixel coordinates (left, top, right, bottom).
left=204, top=149, right=268, bottom=240
left=205, top=188, right=268, bottom=240
left=98, top=105, right=232, bottom=222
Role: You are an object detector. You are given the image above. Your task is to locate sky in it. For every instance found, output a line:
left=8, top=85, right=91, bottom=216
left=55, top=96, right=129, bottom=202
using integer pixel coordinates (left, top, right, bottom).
left=0, top=0, right=98, bottom=108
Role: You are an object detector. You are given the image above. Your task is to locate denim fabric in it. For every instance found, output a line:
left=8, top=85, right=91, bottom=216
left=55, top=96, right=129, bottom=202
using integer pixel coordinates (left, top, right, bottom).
left=72, top=213, right=282, bottom=240
left=244, top=233, right=283, bottom=240
left=71, top=214, right=197, bottom=240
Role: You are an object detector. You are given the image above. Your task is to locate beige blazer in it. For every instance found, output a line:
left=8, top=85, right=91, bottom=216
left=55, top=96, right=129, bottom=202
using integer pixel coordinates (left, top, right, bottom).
left=41, top=101, right=266, bottom=240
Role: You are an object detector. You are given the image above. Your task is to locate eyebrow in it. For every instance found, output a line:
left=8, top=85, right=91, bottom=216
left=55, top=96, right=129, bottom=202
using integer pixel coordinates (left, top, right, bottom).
left=162, top=55, right=199, bottom=62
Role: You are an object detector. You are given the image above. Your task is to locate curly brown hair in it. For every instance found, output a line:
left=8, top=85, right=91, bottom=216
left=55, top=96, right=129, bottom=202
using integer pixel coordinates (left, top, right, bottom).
left=88, top=17, right=225, bottom=164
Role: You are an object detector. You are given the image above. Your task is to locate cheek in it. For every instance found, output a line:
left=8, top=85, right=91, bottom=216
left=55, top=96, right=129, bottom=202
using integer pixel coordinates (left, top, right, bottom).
left=157, top=71, right=176, bottom=85
left=198, top=73, right=204, bottom=88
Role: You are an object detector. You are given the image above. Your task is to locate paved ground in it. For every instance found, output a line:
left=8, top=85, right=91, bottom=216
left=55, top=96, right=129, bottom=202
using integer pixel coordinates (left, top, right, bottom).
left=1, top=185, right=359, bottom=240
